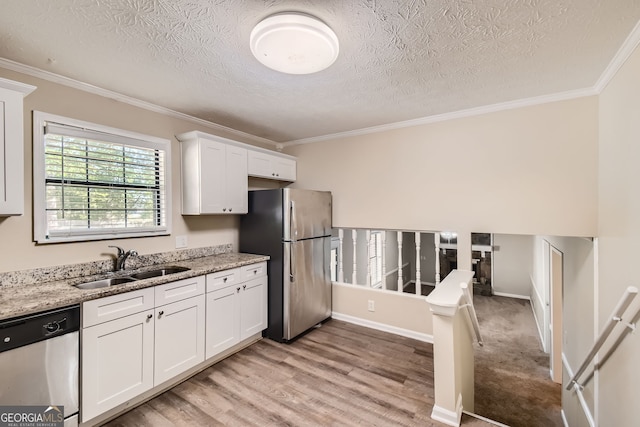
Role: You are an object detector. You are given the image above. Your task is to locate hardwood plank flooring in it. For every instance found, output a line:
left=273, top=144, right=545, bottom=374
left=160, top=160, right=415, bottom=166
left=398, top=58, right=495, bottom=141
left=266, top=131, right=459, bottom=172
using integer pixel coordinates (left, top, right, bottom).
left=104, top=320, right=493, bottom=427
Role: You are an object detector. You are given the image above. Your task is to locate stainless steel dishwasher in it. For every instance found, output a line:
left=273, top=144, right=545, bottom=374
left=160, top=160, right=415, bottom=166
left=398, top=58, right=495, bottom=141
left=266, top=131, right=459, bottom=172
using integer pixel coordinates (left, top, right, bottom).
left=0, top=305, right=80, bottom=427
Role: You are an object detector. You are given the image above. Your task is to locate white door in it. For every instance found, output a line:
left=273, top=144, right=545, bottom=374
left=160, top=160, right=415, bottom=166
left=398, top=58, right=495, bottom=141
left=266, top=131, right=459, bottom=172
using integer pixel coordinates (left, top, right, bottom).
left=205, top=285, right=240, bottom=358
left=81, top=311, right=154, bottom=423
left=550, top=246, right=564, bottom=384
left=240, top=276, right=268, bottom=340
left=154, top=295, right=206, bottom=385
left=199, top=139, right=226, bottom=213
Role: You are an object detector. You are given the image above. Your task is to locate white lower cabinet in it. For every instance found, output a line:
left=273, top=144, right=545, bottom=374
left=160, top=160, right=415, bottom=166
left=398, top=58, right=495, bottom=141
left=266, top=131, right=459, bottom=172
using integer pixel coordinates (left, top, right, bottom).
left=81, top=277, right=205, bottom=423
left=154, top=294, right=205, bottom=384
left=81, top=308, right=154, bottom=422
left=205, top=262, right=268, bottom=359
left=81, top=266, right=266, bottom=423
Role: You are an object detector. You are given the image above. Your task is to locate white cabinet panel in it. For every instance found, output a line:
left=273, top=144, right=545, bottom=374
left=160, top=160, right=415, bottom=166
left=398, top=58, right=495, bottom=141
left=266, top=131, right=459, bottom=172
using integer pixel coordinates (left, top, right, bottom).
left=247, top=150, right=296, bottom=182
left=205, top=285, right=240, bottom=358
left=154, top=294, right=205, bottom=384
left=154, top=275, right=205, bottom=306
left=206, top=267, right=240, bottom=293
left=240, top=276, right=268, bottom=340
left=81, top=310, right=154, bottom=422
left=83, top=288, right=154, bottom=328
left=199, top=139, right=226, bottom=213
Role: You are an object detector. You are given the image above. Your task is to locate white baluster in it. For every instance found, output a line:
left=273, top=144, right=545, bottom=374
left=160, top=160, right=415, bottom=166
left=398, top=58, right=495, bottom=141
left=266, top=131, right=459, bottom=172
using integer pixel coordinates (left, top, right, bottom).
left=352, top=229, right=358, bottom=284
left=415, top=232, right=421, bottom=295
left=381, top=232, right=387, bottom=290
left=397, top=232, right=403, bottom=292
left=366, top=230, right=372, bottom=287
left=338, top=229, right=344, bottom=282
left=435, top=232, right=441, bottom=285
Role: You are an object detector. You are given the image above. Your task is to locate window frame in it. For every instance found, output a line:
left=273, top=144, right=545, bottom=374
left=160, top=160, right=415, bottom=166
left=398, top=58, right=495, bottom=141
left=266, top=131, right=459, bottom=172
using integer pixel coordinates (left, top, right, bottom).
left=33, top=111, right=172, bottom=243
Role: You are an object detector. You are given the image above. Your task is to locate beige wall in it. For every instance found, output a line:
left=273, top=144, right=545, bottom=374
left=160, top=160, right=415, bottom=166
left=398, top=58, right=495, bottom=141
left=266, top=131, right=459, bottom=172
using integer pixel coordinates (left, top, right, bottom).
left=0, top=67, right=275, bottom=273
left=332, top=283, right=433, bottom=337
left=493, top=233, right=534, bottom=297
left=597, top=42, right=640, bottom=426
left=286, top=97, right=599, bottom=238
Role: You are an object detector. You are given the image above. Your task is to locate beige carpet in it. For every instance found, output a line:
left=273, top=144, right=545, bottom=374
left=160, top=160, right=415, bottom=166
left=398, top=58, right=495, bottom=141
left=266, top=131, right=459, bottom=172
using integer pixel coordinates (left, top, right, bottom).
left=473, top=295, right=562, bottom=427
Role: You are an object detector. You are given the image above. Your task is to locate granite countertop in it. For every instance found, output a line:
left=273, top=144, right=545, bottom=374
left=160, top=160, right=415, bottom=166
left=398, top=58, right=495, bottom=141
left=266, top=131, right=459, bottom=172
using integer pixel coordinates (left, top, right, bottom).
left=0, top=252, right=269, bottom=321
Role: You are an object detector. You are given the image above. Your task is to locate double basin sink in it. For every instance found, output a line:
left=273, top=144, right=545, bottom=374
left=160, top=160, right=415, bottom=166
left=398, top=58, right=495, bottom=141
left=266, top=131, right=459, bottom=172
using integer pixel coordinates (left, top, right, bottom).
left=74, top=267, right=190, bottom=290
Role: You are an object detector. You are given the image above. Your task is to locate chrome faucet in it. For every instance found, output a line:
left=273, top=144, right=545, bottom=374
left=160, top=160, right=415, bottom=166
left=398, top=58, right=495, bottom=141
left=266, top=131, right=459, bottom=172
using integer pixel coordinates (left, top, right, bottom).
left=109, top=246, right=138, bottom=271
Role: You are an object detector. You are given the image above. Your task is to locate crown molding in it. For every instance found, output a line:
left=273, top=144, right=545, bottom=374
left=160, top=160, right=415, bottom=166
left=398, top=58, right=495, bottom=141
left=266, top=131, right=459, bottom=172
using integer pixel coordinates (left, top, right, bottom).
left=283, top=87, right=598, bottom=147
left=594, top=19, right=640, bottom=93
left=0, top=57, right=278, bottom=147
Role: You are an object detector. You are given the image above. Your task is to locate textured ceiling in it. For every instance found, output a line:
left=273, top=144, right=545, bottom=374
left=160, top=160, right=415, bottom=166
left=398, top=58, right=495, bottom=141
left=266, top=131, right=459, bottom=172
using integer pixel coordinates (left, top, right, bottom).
left=0, top=0, right=639, bottom=143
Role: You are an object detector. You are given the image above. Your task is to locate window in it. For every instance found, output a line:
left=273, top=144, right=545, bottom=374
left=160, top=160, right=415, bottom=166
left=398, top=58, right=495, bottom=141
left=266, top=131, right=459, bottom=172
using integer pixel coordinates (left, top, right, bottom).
left=33, top=112, right=171, bottom=243
left=369, top=231, right=383, bottom=287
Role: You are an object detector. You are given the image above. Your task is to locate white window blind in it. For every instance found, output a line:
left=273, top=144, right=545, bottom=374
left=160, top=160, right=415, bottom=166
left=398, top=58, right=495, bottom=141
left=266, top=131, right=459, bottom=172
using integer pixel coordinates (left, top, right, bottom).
left=33, top=112, right=171, bottom=243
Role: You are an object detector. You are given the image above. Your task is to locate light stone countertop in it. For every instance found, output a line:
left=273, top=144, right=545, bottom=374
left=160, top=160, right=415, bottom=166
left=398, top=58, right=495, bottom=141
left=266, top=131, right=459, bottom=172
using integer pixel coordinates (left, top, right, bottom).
left=0, top=252, right=269, bottom=321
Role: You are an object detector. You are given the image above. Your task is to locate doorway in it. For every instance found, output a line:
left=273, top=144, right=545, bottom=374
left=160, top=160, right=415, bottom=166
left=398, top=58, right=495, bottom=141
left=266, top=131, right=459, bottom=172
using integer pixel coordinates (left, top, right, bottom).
left=550, top=245, right=564, bottom=384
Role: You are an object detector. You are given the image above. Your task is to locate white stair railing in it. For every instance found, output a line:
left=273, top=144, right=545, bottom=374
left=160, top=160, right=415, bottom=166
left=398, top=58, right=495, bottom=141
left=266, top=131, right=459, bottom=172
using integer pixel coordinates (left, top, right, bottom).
left=381, top=231, right=387, bottom=290
left=567, top=286, right=638, bottom=390
left=338, top=229, right=344, bottom=282
left=460, top=282, right=483, bottom=346
left=352, top=229, right=357, bottom=284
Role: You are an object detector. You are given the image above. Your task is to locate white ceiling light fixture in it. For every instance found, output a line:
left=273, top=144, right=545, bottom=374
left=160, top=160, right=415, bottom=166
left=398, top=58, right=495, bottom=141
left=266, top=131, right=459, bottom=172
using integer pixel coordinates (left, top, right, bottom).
left=250, top=12, right=339, bottom=75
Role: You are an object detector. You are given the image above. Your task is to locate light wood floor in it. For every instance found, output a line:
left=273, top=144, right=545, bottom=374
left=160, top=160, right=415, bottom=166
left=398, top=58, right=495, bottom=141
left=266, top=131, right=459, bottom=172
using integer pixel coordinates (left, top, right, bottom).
left=104, top=320, right=492, bottom=427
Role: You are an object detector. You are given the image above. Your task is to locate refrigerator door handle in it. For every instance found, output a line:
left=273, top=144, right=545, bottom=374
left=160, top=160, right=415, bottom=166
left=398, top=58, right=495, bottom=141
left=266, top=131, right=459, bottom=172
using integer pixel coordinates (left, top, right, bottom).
left=290, top=199, right=296, bottom=241
left=289, top=242, right=295, bottom=282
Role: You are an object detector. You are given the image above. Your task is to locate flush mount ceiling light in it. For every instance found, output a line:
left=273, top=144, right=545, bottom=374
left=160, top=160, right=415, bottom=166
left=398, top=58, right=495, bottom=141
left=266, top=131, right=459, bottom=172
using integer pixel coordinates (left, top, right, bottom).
left=250, top=12, right=339, bottom=75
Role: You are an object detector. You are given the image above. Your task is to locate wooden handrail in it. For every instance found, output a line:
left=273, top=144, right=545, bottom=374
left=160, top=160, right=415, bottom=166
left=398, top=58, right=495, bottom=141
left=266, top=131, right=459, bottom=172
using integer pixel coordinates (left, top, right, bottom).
left=566, top=286, right=638, bottom=390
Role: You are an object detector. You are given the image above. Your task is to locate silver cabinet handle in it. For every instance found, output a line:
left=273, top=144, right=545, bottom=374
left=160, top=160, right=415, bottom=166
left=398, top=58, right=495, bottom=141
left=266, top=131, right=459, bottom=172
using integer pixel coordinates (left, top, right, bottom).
left=229, top=208, right=232, bottom=212
left=223, top=277, right=228, bottom=283
left=158, top=310, right=164, bottom=317
left=243, top=284, right=246, bottom=290
left=237, top=287, right=241, bottom=293
left=146, top=314, right=152, bottom=320
left=222, top=208, right=227, bottom=212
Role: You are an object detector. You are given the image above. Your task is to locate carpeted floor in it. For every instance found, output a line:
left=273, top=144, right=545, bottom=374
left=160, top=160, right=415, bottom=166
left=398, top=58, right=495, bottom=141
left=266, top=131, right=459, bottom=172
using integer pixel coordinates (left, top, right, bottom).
left=473, top=295, right=562, bottom=427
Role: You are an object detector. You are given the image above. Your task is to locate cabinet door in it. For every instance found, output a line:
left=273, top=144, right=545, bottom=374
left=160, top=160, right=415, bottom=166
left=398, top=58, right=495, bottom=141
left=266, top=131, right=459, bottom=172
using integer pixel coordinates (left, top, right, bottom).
left=154, top=295, right=206, bottom=385
left=81, top=311, right=154, bottom=423
left=0, top=87, right=25, bottom=215
left=240, top=275, right=268, bottom=340
left=247, top=150, right=272, bottom=179
left=225, top=145, right=248, bottom=214
left=199, top=138, right=227, bottom=213
left=273, top=157, right=297, bottom=181
left=205, top=285, right=240, bottom=359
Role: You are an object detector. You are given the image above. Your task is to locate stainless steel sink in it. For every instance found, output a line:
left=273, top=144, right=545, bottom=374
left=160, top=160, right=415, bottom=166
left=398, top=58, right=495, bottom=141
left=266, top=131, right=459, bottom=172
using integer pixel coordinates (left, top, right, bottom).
left=74, top=277, right=136, bottom=290
left=129, top=266, right=190, bottom=280
left=73, top=266, right=191, bottom=290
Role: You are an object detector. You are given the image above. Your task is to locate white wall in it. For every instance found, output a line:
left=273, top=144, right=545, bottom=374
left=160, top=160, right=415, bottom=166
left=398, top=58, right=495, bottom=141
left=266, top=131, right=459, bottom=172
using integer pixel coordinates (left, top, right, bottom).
left=597, top=40, right=640, bottom=427
left=493, top=234, right=534, bottom=297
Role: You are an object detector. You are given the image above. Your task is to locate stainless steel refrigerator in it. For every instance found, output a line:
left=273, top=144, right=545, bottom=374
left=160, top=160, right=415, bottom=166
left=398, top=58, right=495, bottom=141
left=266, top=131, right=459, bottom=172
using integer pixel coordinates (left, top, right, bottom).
left=239, top=188, right=332, bottom=342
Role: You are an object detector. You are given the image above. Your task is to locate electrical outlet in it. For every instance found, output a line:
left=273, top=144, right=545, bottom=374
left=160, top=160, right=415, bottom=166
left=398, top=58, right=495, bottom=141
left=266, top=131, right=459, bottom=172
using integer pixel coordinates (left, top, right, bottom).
left=175, top=235, right=188, bottom=249
left=367, top=300, right=375, bottom=312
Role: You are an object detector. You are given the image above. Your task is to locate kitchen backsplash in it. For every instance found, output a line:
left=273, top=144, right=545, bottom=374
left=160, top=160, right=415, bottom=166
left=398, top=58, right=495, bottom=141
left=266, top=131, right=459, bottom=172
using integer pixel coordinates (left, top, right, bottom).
left=0, top=244, right=232, bottom=287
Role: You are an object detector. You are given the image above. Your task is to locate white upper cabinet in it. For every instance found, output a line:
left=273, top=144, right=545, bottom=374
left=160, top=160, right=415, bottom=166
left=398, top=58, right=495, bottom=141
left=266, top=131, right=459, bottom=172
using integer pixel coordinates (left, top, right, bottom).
left=0, top=77, right=36, bottom=216
left=247, top=149, right=296, bottom=182
left=178, top=132, right=248, bottom=215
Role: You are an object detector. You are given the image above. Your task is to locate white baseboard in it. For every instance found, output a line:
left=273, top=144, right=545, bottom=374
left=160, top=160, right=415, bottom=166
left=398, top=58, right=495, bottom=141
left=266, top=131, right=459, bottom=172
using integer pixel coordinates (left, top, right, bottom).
left=462, top=411, right=510, bottom=427
left=331, top=312, right=433, bottom=343
left=431, top=395, right=463, bottom=427
left=492, top=291, right=530, bottom=300
left=562, top=353, right=596, bottom=427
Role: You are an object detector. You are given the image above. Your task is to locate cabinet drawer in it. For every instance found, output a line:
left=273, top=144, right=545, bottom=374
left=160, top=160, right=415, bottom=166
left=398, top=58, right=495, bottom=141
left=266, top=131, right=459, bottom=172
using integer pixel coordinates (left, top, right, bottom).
left=206, top=267, right=240, bottom=293
left=83, top=288, right=154, bottom=328
left=155, top=275, right=205, bottom=307
left=241, top=262, right=267, bottom=280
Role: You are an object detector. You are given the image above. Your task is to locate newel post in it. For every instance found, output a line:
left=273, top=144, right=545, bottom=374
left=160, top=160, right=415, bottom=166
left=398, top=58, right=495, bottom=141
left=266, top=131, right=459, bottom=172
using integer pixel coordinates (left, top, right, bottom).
left=425, top=270, right=476, bottom=427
